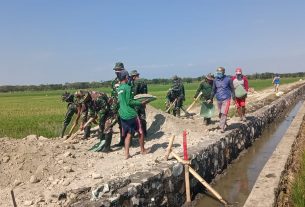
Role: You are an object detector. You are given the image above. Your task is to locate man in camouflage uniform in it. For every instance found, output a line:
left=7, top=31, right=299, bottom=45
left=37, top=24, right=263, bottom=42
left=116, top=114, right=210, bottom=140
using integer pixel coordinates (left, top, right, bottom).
left=111, top=62, right=125, bottom=147
left=129, top=70, right=148, bottom=136
left=166, top=75, right=185, bottom=117
left=74, top=90, right=92, bottom=139
left=61, top=92, right=80, bottom=138
left=76, top=90, right=118, bottom=152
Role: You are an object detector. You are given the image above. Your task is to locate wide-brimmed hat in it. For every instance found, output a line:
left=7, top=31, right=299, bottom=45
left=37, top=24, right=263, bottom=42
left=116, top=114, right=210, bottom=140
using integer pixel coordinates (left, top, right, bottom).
left=113, top=62, right=125, bottom=71
left=130, top=70, right=140, bottom=77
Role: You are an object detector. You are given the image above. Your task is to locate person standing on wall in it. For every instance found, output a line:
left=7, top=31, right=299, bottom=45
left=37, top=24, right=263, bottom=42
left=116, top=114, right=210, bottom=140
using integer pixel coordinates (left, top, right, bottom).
left=129, top=70, right=148, bottom=136
left=111, top=62, right=125, bottom=147
left=209, top=67, right=235, bottom=133
left=194, top=73, right=214, bottom=125
left=232, top=68, right=249, bottom=122
left=272, top=73, right=281, bottom=93
left=117, top=70, right=149, bottom=159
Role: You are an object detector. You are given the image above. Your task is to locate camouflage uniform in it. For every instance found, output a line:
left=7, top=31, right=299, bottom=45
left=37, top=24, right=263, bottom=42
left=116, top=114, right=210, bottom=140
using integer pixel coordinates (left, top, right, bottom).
left=61, top=92, right=79, bottom=138
left=166, top=76, right=185, bottom=117
left=194, top=74, right=214, bottom=125
left=130, top=70, right=148, bottom=136
left=87, top=91, right=118, bottom=152
left=111, top=62, right=125, bottom=146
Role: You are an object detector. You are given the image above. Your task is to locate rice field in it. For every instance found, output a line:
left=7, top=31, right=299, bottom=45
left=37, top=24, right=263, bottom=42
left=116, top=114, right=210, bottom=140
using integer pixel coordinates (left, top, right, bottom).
left=0, top=77, right=302, bottom=138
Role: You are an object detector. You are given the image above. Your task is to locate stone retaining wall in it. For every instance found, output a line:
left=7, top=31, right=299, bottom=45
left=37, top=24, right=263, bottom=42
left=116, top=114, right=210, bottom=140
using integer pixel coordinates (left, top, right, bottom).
left=67, top=84, right=305, bottom=207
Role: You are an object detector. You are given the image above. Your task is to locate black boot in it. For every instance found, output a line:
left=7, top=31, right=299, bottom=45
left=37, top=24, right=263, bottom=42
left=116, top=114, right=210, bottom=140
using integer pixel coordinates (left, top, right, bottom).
left=61, top=125, right=67, bottom=138
left=83, top=126, right=91, bottom=139
left=101, top=133, right=113, bottom=152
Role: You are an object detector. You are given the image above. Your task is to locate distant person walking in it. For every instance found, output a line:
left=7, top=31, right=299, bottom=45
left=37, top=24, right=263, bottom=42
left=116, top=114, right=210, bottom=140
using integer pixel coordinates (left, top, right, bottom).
left=272, top=74, right=280, bottom=93
left=232, top=68, right=249, bottom=121
left=209, top=67, right=235, bottom=133
left=194, top=73, right=214, bottom=125
left=117, top=70, right=149, bottom=159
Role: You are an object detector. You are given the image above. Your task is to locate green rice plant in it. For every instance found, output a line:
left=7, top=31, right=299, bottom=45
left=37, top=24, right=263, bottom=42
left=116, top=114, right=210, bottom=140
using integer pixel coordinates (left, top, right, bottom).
left=291, top=150, right=305, bottom=207
left=0, top=77, right=302, bottom=138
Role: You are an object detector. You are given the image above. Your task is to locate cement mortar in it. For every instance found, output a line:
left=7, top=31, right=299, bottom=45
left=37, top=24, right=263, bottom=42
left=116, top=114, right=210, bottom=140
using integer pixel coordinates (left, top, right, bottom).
left=67, top=84, right=305, bottom=207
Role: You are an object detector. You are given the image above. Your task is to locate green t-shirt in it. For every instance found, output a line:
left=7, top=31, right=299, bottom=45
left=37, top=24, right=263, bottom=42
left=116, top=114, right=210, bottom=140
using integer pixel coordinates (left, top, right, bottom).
left=117, top=83, right=142, bottom=120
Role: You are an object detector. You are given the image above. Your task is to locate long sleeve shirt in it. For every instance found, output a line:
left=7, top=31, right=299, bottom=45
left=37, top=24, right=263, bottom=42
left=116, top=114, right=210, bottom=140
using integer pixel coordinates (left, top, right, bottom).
left=210, top=75, right=235, bottom=101
left=117, top=83, right=142, bottom=120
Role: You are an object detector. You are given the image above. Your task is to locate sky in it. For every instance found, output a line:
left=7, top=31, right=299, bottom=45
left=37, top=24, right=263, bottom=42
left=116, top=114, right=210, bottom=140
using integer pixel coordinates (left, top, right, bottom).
left=1, top=0, right=305, bottom=85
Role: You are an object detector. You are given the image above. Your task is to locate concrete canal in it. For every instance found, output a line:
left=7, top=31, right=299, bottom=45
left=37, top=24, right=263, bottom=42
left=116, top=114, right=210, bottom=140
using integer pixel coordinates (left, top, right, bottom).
left=194, top=100, right=304, bottom=207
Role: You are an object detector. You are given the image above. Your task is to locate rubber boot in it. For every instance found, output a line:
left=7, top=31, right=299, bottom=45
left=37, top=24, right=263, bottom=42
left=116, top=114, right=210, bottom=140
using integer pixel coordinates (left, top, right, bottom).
left=61, top=125, right=67, bottom=138
left=83, top=126, right=91, bottom=139
left=101, top=133, right=113, bottom=152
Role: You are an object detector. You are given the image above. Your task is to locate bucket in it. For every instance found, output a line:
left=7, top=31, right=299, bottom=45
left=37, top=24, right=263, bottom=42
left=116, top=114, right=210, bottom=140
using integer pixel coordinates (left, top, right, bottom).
left=200, top=102, right=215, bottom=118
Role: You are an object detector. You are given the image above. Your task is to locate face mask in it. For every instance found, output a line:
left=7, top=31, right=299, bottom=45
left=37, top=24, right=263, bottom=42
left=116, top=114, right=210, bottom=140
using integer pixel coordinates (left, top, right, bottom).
left=237, top=74, right=242, bottom=79
left=215, top=72, right=224, bottom=79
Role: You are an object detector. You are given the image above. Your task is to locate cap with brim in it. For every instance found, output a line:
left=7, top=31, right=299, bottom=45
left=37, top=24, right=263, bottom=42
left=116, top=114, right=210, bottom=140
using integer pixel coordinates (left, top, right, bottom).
left=206, top=73, right=214, bottom=80
left=130, top=70, right=140, bottom=76
left=113, top=62, right=125, bottom=71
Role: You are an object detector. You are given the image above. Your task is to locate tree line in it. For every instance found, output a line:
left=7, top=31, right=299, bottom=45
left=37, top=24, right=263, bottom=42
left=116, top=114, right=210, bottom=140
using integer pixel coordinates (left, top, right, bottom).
left=0, top=72, right=304, bottom=93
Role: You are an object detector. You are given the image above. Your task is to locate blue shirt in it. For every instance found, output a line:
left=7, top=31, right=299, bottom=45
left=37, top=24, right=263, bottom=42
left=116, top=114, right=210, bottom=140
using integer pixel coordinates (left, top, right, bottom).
left=211, top=75, right=235, bottom=101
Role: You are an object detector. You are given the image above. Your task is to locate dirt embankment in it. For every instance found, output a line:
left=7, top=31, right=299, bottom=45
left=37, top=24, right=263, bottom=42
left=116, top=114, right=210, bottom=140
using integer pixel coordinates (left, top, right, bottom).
left=0, top=81, right=304, bottom=207
left=275, top=116, right=305, bottom=206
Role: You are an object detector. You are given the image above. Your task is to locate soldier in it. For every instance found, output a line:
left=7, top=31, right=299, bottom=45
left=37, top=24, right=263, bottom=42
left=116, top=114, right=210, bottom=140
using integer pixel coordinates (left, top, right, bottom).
left=61, top=92, right=79, bottom=138
left=194, top=74, right=214, bottom=125
left=129, top=70, right=148, bottom=136
left=166, top=75, right=185, bottom=117
left=74, top=90, right=93, bottom=139
left=111, top=62, right=125, bottom=147
left=85, top=91, right=118, bottom=152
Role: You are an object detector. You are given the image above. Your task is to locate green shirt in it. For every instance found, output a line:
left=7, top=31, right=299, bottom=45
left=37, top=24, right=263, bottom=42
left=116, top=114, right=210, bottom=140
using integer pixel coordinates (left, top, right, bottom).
left=117, top=83, right=142, bottom=120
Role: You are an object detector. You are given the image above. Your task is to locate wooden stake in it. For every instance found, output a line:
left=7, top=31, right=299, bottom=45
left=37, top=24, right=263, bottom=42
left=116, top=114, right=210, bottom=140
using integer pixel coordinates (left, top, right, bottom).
left=187, top=92, right=202, bottom=112
left=165, top=98, right=177, bottom=113
left=11, top=190, right=17, bottom=207
left=184, top=164, right=191, bottom=204
left=170, top=151, right=228, bottom=206
left=164, top=135, right=175, bottom=160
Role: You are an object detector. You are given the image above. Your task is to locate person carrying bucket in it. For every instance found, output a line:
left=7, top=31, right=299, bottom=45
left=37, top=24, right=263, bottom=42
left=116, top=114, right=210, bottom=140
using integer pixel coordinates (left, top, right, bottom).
left=272, top=73, right=280, bottom=93
left=208, top=67, right=235, bottom=133
left=194, top=73, right=215, bottom=125
left=232, top=68, right=249, bottom=122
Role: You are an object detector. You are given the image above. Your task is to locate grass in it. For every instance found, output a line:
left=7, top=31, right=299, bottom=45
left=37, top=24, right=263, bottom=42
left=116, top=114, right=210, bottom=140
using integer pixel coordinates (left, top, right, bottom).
left=0, top=77, right=302, bottom=138
left=291, top=148, right=305, bottom=206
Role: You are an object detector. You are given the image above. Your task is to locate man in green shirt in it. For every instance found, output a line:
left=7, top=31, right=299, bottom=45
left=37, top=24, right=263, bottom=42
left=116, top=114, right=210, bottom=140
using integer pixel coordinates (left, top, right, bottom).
left=117, top=70, right=149, bottom=159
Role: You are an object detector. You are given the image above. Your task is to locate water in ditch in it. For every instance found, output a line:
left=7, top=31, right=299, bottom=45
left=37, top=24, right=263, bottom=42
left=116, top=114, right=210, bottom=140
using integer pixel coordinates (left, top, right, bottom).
left=195, top=100, right=304, bottom=207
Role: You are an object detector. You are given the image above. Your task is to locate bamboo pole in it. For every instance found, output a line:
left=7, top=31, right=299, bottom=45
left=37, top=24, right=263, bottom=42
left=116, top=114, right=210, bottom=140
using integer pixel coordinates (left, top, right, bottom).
left=164, top=135, right=176, bottom=160
left=184, top=164, right=191, bottom=204
left=165, top=98, right=177, bottom=113
left=171, top=151, right=228, bottom=206
left=186, top=92, right=202, bottom=112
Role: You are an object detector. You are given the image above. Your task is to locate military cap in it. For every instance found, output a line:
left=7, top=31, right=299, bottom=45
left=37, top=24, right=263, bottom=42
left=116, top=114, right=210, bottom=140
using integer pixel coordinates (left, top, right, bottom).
left=206, top=73, right=214, bottom=80
left=130, top=70, right=140, bottom=77
left=113, top=62, right=125, bottom=71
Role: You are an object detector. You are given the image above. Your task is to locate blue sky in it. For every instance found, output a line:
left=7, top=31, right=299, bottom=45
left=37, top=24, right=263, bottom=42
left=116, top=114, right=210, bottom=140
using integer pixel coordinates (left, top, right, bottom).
left=1, top=0, right=305, bottom=85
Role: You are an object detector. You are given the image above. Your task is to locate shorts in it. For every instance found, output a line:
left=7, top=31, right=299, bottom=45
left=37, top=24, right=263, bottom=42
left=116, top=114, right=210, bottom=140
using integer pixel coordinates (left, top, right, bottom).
left=235, top=98, right=246, bottom=108
left=121, top=117, right=143, bottom=138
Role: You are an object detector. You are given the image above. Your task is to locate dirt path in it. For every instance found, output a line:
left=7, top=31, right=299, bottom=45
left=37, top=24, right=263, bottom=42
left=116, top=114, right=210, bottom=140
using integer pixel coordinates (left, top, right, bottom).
left=0, top=80, right=304, bottom=207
